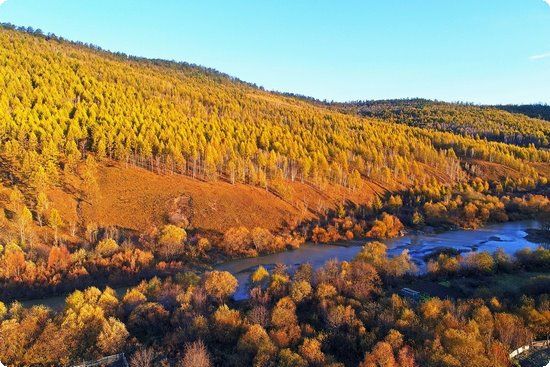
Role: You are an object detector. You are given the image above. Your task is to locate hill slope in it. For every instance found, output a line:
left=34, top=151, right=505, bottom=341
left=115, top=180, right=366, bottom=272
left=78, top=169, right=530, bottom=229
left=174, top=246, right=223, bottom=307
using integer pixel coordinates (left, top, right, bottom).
left=335, top=99, right=550, bottom=148
left=493, top=103, right=550, bottom=122
left=0, top=25, right=548, bottom=240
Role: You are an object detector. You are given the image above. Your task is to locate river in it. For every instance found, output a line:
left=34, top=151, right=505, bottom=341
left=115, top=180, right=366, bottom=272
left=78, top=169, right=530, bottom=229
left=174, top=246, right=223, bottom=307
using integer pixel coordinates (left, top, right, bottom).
left=216, top=220, right=544, bottom=300
left=20, top=220, right=544, bottom=308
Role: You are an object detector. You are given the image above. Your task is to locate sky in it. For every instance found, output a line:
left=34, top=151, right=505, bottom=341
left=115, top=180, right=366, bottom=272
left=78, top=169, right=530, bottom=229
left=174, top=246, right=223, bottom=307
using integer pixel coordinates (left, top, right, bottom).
left=1, top=0, right=549, bottom=104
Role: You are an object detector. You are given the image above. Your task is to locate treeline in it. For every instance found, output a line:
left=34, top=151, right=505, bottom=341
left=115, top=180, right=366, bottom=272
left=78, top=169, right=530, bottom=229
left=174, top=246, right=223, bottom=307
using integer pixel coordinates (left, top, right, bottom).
left=0, top=243, right=548, bottom=366
left=427, top=246, right=550, bottom=280
left=290, top=177, right=549, bottom=247
left=0, top=25, right=448, bottom=192
left=0, top=23, right=252, bottom=88
left=336, top=99, right=550, bottom=148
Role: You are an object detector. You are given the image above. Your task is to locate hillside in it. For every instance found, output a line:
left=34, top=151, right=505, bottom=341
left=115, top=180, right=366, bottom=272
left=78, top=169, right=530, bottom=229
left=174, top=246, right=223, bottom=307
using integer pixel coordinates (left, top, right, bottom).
left=335, top=99, right=550, bottom=148
left=0, top=29, right=461, bottom=189
left=0, top=25, right=548, bottom=292
left=0, top=26, right=550, bottom=367
left=494, top=103, right=550, bottom=122
left=46, top=160, right=388, bottom=236
left=0, top=25, right=549, bottom=240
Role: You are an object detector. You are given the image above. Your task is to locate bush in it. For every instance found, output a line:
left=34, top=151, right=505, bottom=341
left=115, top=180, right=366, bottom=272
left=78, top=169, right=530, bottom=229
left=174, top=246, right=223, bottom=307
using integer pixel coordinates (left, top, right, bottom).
left=95, top=238, right=119, bottom=257
left=366, top=213, right=404, bottom=238
left=462, top=252, right=495, bottom=274
left=197, top=237, right=211, bottom=253
left=515, top=246, right=550, bottom=270
left=159, top=224, right=187, bottom=246
left=290, top=280, right=312, bottom=303
left=278, top=348, right=307, bottom=367
left=222, top=226, right=254, bottom=256
left=251, top=266, right=269, bottom=284
left=203, top=271, right=238, bottom=302
left=179, top=340, right=212, bottom=367
left=251, top=227, right=275, bottom=253
left=157, top=224, right=187, bottom=258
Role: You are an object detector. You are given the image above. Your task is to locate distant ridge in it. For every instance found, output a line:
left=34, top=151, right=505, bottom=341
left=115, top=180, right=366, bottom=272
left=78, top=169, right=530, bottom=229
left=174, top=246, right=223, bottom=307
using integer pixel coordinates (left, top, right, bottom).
left=493, top=104, right=550, bottom=122
left=332, top=99, right=550, bottom=148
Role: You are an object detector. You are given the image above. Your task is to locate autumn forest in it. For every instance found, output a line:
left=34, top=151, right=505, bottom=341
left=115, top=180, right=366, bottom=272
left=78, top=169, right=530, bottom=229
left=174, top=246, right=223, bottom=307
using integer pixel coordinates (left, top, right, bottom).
left=0, top=24, right=548, bottom=367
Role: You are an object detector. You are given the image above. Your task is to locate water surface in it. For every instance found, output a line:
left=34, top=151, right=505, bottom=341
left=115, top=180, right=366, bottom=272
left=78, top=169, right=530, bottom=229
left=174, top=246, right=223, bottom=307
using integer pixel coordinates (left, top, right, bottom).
left=216, top=220, right=543, bottom=299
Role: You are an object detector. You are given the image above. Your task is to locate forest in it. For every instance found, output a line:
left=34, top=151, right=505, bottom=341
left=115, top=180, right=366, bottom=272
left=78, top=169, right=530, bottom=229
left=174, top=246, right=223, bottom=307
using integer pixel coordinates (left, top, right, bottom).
left=1, top=242, right=548, bottom=366
left=494, top=104, right=550, bottom=123
left=0, top=24, right=548, bottom=366
left=335, top=99, right=550, bottom=148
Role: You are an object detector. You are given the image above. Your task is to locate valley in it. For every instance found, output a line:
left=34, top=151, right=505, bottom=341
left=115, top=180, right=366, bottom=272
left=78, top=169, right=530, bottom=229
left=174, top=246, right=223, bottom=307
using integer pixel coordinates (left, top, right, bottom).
left=0, top=23, right=548, bottom=367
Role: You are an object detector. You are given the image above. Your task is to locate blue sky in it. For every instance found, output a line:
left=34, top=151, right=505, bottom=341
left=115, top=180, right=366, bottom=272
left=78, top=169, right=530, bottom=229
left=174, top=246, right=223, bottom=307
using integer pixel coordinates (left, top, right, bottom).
left=1, top=0, right=549, bottom=104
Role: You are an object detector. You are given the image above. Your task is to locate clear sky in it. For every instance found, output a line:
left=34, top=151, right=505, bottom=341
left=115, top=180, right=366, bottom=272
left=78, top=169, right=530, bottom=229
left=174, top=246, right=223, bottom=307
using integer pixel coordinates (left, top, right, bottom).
left=1, top=0, right=549, bottom=104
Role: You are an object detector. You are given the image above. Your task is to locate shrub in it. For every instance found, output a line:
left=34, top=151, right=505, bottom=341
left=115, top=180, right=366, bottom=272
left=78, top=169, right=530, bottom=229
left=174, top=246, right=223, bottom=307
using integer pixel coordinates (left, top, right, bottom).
left=222, top=226, right=254, bottom=256
left=366, top=213, right=404, bottom=238
left=179, top=340, right=212, bottom=367
left=251, top=227, right=275, bottom=253
left=203, top=271, right=238, bottom=303
left=212, top=305, right=243, bottom=343
left=290, top=280, right=312, bottom=303
left=251, top=265, right=269, bottom=284
left=278, top=349, right=307, bottom=367
left=157, top=225, right=187, bottom=258
left=462, top=252, right=495, bottom=274
left=96, top=238, right=119, bottom=257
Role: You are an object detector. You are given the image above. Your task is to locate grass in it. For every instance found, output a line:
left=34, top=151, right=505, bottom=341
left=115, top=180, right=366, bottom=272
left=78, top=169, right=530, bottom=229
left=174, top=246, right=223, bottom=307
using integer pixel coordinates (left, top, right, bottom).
left=49, top=160, right=388, bottom=238
left=396, top=272, right=549, bottom=301
left=450, top=272, right=549, bottom=298
left=51, top=155, right=542, bottom=240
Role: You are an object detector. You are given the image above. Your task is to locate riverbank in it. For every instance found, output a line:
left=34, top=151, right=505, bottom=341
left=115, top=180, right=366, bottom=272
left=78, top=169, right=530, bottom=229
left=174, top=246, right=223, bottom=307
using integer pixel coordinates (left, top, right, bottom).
left=218, top=220, right=543, bottom=299
left=14, top=219, right=544, bottom=309
left=524, top=228, right=550, bottom=244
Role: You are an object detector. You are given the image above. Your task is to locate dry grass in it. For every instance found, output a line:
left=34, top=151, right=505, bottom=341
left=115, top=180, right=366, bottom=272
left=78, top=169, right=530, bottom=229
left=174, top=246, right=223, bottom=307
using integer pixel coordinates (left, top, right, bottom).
left=21, top=158, right=550, bottom=240
left=468, top=159, right=523, bottom=181
left=45, top=161, right=390, bottom=236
